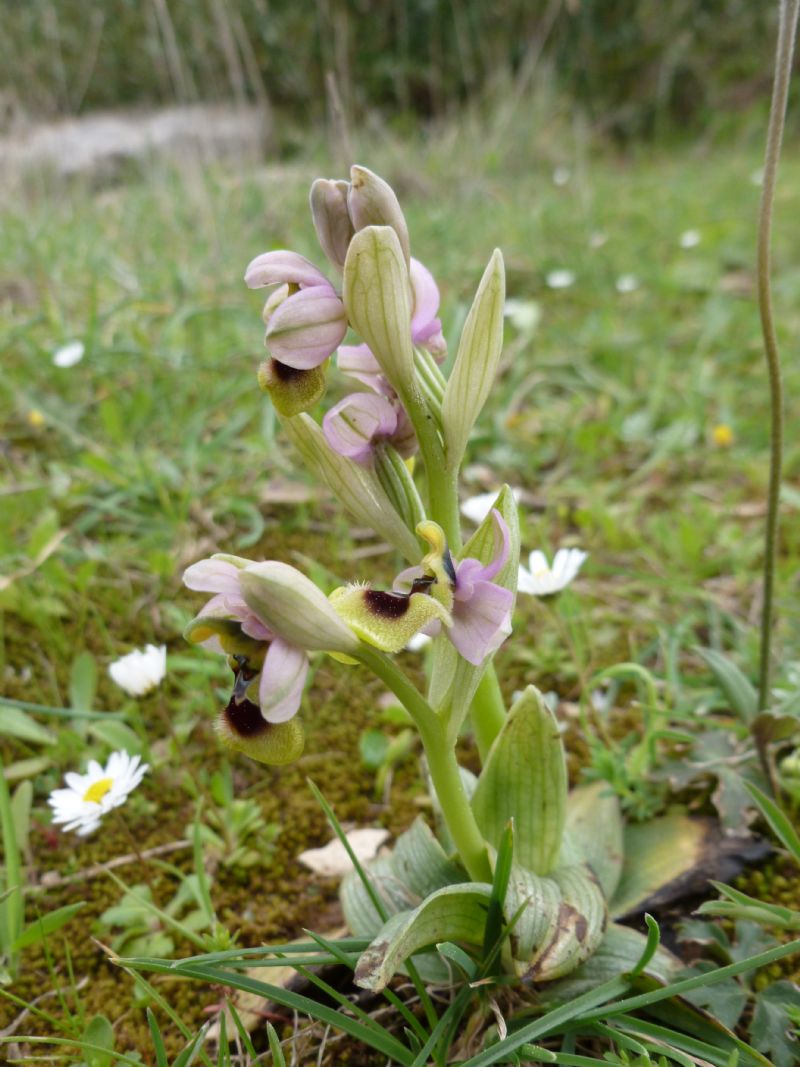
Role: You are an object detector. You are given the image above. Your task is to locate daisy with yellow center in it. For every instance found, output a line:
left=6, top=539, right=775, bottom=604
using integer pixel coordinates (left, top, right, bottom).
left=48, top=751, right=149, bottom=836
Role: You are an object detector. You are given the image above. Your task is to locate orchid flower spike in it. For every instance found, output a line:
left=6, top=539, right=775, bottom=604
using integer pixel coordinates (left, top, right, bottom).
left=331, top=511, right=513, bottom=665
left=183, top=555, right=309, bottom=764
left=244, top=250, right=347, bottom=416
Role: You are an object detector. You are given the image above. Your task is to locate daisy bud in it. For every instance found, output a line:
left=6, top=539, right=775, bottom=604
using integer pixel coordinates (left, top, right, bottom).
left=283, top=413, right=420, bottom=562
left=343, top=226, right=415, bottom=400
left=310, top=178, right=354, bottom=272
left=442, top=249, right=505, bottom=472
left=239, top=561, right=360, bottom=655
left=216, top=711, right=305, bottom=766
left=348, top=166, right=411, bottom=267
left=257, top=358, right=328, bottom=417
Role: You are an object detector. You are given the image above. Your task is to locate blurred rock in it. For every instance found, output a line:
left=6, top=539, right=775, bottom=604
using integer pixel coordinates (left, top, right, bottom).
left=0, top=104, right=269, bottom=182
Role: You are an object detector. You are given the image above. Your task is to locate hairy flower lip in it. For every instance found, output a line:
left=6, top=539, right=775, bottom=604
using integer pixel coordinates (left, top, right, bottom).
left=223, top=693, right=269, bottom=738
left=329, top=583, right=452, bottom=654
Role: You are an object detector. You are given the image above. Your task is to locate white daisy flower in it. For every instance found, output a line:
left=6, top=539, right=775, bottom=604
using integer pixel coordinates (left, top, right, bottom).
left=460, top=488, right=522, bottom=526
left=545, top=269, right=575, bottom=290
left=108, top=644, right=167, bottom=697
left=518, top=547, right=588, bottom=597
left=615, top=274, right=639, bottom=294
left=48, top=751, right=149, bottom=836
left=52, top=341, right=85, bottom=368
left=679, top=229, right=701, bottom=249
left=504, top=298, right=540, bottom=335
left=552, top=165, right=572, bottom=187
left=589, top=232, right=608, bottom=249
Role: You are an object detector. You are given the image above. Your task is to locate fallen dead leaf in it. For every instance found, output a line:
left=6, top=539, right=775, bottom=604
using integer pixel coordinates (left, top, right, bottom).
left=297, top=828, right=391, bottom=877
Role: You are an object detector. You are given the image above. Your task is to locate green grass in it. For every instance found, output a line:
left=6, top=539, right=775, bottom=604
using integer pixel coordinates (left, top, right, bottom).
left=1, top=109, right=800, bottom=1052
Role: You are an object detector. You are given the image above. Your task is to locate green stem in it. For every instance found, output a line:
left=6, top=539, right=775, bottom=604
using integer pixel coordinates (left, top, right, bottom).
left=756, top=0, right=799, bottom=716
left=470, top=668, right=507, bottom=762
left=356, top=645, right=491, bottom=882
left=398, top=381, right=462, bottom=551
left=0, top=760, right=22, bottom=977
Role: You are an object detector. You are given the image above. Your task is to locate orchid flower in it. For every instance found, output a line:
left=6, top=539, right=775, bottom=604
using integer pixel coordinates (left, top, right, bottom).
left=244, top=250, right=347, bottom=415
left=322, top=392, right=417, bottom=464
left=323, top=258, right=444, bottom=463
left=331, top=511, right=513, bottom=665
left=183, top=555, right=310, bottom=762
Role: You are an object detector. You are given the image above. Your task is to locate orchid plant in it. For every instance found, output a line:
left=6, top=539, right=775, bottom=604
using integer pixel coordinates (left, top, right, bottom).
left=182, top=166, right=680, bottom=995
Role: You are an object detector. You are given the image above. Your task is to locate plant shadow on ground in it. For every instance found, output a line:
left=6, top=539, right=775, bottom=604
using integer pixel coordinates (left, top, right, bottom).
left=2, top=104, right=800, bottom=1057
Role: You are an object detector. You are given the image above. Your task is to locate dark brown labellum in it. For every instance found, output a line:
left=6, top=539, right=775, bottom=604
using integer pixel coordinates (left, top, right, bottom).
left=365, top=589, right=411, bottom=618
left=223, top=695, right=267, bottom=738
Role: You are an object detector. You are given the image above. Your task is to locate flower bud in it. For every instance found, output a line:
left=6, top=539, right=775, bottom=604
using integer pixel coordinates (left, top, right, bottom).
left=283, top=413, right=420, bottom=561
left=348, top=166, right=410, bottom=267
left=310, top=178, right=354, bottom=272
left=239, top=561, right=360, bottom=655
left=442, top=249, right=505, bottom=471
left=343, top=226, right=415, bottom=399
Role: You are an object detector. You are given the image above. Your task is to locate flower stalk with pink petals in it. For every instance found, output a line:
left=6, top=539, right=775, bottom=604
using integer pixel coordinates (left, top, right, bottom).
left=180, top=164, right=621, bottom=991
